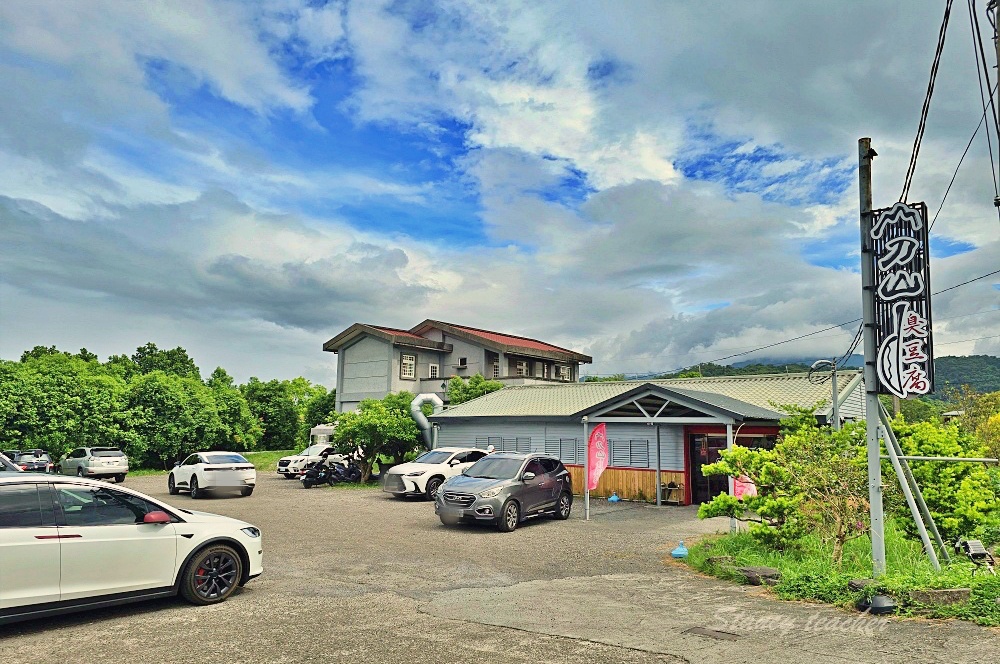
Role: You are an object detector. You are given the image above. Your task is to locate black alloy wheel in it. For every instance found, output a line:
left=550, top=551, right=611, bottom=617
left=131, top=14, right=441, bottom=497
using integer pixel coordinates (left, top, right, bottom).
left=168, top=474, right=179, bottom=495
left=425, top=476, right=443, bottom=500
left=555, top=492, right=572, bottom=520
left=180, top=545, right=243, bottom=605
left=497, top=499, right=520, bottom=532
left=190, top=476, right=201, bottom=499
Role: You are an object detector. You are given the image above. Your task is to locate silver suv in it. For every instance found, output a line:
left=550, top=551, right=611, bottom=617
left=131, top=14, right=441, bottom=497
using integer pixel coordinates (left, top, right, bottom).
left=435, top=452, right=573, bottom=532
left=58, top=447, right=129, bottom=482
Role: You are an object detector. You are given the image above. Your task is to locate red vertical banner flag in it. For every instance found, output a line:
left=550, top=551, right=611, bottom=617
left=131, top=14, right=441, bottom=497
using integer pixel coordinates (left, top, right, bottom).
left=587, top=423, right=609, bottom=491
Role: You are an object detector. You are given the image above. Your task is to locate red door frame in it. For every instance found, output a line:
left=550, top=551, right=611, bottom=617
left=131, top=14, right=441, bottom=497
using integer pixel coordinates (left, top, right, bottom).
left=683, top=424, right=779, bottom=505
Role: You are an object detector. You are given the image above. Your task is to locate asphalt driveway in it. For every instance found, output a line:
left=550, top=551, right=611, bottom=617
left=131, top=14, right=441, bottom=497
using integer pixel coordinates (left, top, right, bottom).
left=2, top=473, right=998, bottom=663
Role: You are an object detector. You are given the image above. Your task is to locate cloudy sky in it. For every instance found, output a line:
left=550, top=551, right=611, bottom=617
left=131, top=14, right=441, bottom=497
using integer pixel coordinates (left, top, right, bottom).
left=1, top=0, right=997, bottom=384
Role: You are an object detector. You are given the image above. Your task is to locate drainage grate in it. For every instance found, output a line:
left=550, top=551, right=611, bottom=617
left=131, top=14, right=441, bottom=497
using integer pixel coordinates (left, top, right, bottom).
left=682, top=627, right=741, bottom=641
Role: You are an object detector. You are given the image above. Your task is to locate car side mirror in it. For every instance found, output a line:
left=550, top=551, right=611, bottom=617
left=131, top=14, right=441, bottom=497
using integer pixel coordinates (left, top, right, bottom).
left=521, top=472, right=536, bottom=481
left=450, top=459, right=462, bottom=466
left=143, top=511, right=171, bottom=525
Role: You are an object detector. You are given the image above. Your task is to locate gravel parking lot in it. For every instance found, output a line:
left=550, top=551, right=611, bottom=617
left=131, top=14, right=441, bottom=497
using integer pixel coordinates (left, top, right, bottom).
left=3, top=473, right=1000, bottom=663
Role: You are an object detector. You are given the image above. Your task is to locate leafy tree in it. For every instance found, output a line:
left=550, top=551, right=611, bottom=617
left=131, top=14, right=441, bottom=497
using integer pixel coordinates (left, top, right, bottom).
left=2, top=354, right=134, bottom=459
left=584, top=373, right=626, bottom=382
left=949, top=387, right=1000, bottom=458
left=208, top=376, right=262, bottom=452
left=128, top=371, right=223, bottom=468
left=131, top=342, right=201, bottom=380
left=447, top=373, right=504, bottom=405
left=20, top=345, right=63, bottom=362
left=332, top=392, right=422, bottom=481
left=207, top=366, right=235, bottom=389
left=698, top=405, right=870, bottom=563
left=240, top=377, right=299, bottom=450
left=301, top=387, right=337, bottom=444
left=889, top=418, right=999, bottom=544
left=75, top=348, right=99, bottom=363
left=104, top=354, right=140, bottom=382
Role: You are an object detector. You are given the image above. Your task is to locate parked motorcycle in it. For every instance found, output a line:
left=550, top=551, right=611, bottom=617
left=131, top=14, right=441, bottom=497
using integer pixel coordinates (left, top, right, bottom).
left=300, top=459, right=338, bottom=488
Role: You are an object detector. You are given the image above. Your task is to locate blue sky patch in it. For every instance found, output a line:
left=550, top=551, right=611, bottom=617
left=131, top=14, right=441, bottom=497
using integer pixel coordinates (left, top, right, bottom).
left=675, top=123, right=852, bottom=207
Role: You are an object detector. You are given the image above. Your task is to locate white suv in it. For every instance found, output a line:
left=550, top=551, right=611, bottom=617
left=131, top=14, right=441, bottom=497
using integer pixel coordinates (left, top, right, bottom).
left=275, top=444, right=343, bottom=479
left=0, top=474, right=263, bottom=625
left=382, top=447, right=489, bottom=499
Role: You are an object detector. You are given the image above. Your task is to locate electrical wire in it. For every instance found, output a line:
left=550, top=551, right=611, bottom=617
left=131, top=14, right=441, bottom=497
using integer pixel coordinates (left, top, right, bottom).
left=935, top=334, right=1000, bottom=345
left=969, top=0, right=1000, bottom=200
left=928, top=86, right=994, bottom=230
left=901, top=0, right=955, bottom=203
left=587, top=271, right=1000, bottom=378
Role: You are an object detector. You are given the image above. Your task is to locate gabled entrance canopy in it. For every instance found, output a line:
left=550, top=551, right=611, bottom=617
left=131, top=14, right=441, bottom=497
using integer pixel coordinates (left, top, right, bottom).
left=582, top=384, right=782, bottom=426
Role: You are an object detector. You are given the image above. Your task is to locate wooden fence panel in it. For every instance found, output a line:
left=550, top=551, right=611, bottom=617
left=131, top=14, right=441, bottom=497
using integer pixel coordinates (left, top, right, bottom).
left=565, top=465, right=686, bottom=504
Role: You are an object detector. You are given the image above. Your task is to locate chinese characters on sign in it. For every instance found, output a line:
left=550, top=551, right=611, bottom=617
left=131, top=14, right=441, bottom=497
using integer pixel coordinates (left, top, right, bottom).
left=868, top=202, right=934, bottom=398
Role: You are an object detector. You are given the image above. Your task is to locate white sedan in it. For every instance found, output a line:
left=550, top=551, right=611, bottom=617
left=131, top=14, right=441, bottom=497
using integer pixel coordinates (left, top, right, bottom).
left=168, top=452, right=256, bottom=498
left=0, top=474, right=263, bottom=625
left=382, top=447, right=489, bottom=499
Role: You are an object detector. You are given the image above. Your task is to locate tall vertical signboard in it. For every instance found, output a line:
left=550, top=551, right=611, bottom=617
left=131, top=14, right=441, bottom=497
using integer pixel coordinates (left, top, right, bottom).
left=868, top=201, right=934, bottom=398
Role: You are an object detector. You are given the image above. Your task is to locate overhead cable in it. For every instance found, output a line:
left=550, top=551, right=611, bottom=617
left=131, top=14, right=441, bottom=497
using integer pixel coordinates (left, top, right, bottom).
left=901, top=0, right=955, bottom=203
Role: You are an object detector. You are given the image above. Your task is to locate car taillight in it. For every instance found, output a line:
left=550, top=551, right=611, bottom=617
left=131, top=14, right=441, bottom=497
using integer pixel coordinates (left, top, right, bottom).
left=19, top=465, right=28, bottom=470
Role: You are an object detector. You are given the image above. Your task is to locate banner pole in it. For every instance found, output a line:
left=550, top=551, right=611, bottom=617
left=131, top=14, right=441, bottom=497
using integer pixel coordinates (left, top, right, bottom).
left=583, top=416, right=590, bottom=521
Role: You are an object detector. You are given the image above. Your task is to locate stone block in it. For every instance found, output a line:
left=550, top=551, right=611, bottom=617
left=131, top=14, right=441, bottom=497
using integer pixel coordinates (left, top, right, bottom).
left=908, top=589, right=971, bottom=606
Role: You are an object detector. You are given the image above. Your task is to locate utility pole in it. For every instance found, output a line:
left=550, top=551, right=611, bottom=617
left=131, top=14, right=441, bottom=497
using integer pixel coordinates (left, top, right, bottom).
left=859, top=137, right=886, bottom=577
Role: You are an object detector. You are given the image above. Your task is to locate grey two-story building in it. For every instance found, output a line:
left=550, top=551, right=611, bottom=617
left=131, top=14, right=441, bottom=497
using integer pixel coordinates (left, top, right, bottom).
left=323, top=320, right=593, bottom=412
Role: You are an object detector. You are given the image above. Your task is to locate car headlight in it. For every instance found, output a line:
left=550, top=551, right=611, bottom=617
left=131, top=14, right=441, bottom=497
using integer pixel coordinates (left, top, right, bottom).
left=241, top=527, right=261, bottom=538
left=479, top=487, right=503, bottom=498
left=405, top=470, right=426, bottom=476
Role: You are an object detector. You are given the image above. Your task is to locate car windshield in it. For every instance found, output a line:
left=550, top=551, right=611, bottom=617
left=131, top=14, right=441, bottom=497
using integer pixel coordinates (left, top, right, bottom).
left=301, top=444, right=330, bottom=456
left=204, top=453, right=249, bottom=464
left=17, top=453, right=49, bottom=462
left=412, top=451, right=452, bottom=465
left=93, top=449, right=125, bottom=457
left=465, top=457, right=524, bottom=480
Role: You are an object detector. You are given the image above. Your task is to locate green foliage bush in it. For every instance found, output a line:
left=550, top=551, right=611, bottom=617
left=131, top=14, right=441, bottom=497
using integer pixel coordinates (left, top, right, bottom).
left=0, top=343, right=334, bottom=469
left=446, top=373, right=504, bottom=405
left=698, top=405, right=869, bottom=563
left=887, top=418, right=1000, bottom=545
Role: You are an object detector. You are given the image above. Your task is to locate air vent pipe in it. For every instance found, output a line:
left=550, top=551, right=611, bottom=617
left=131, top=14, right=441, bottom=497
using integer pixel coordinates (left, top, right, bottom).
left=410, top=393, right=444, bottom=450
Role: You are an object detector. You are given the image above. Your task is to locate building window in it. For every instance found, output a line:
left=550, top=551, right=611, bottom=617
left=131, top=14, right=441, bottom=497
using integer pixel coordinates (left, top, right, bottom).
left=555, top=364, right=571, bottom=381
left=535, top=362, right=544, bottom=378
left=515, top=360, right=528, bottom=377
left=429, top=364, right=440, bottom=379
left=492, top=362, right=500, bottom=378
left=401, top=354, right=416, bottom=380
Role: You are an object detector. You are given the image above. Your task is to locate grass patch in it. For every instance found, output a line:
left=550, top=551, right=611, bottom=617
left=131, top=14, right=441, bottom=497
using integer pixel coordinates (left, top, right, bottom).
left=127, top=467, right=169, bottom=477
left=686, top=520, right=1000, bottom=626
left=244, top=449, right=295, bottom=472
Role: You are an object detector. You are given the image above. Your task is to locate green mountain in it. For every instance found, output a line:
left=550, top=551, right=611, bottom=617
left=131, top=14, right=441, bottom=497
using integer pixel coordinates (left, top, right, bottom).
left=646, top=355, right=1000, bottom=399
left=931, top=355, right=1000, bottom=398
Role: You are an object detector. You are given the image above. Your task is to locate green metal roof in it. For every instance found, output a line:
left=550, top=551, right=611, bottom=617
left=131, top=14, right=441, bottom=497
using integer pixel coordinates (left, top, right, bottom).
left=429, top=371, right=863, bottom=421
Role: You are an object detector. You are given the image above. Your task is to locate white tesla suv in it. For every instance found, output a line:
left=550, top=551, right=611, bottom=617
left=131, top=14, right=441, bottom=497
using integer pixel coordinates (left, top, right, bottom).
left=168, top=452, right=257, bottom=498
left=382, top=447, right=489, bottom=499
left=0, top=474, right=263, bottom=625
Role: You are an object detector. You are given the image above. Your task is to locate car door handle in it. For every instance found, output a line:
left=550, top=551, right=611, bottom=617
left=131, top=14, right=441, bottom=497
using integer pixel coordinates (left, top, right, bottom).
left=35, top=534, right=82, bottom=540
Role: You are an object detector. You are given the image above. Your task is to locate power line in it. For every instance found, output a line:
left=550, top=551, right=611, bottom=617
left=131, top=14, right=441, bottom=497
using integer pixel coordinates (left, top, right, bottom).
left=901, top=0, right=955, bottom=203
left=936, top=334, right=1000, bottom=345
left=932, top=268, right=1000, bottom=294
left=587, top=271, right=1000, bottom=377
left=928, top=86, right=994, bottom=230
